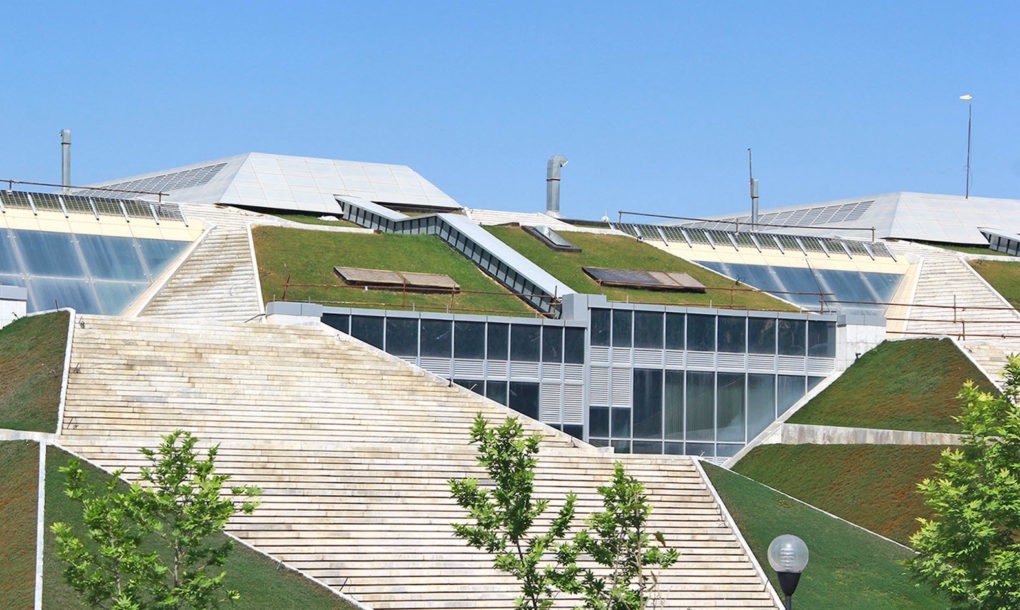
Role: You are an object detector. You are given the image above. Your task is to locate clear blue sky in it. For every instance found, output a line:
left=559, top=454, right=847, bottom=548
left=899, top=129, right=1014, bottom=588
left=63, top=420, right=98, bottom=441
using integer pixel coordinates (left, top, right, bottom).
left=3, top=1, right=1018, bottom=220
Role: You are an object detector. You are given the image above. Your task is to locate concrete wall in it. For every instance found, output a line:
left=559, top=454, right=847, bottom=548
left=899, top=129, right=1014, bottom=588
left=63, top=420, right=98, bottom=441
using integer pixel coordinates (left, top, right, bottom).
left=0, top=285, right=27, bottom=329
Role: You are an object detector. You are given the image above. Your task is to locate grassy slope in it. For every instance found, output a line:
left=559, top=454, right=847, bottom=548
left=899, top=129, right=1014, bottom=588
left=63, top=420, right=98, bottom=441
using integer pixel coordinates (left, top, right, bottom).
left=0, top=441, right=38, bottom=610
left=917, top=241, right=1012, bottom=257
left=485, top=226, right=797, bottom=311
left=703, top=463, right=946, bottom=609
left=44, top=445, right=355, bottom=609
left=732, top=444, right=947, bottom=545
left=266, top=212, right=359, bottom=227
left=970, top=258, right=1020, bottom=309
left=787, top=338, right=995, bottom=433
left=0, top=310, right=68, bottom=432
left=253, top=226, right=534, bottom=316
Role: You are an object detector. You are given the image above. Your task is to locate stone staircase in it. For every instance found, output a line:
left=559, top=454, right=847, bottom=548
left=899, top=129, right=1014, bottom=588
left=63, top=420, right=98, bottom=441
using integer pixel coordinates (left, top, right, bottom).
left=59, top=315, right=778, bottom=609
left=889, top=242, right=1020, bottom=381
left=139, top=205, right=268, bottom=322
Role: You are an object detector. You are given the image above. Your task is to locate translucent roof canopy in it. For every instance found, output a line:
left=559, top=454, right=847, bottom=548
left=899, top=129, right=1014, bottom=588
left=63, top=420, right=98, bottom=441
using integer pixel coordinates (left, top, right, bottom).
left=80, top=152, right=462, bottom=215
left=685, top=192, right=1020, bottom=246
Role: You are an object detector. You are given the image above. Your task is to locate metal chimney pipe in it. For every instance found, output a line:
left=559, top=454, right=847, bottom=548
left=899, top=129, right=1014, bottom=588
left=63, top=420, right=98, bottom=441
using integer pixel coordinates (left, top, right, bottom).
left=60, top=129, right=71, bottom=193
left=546, top=154, right=568, bottom=217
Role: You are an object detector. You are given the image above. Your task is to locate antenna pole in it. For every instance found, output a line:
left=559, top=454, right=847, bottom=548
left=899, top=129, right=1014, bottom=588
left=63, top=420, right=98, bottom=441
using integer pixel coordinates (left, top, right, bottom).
left=748, top=148, right=759, bottom=229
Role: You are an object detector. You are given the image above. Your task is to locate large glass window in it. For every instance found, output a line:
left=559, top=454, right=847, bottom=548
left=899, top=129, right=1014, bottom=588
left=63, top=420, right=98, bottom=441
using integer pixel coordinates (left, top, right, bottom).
left=685, top=371, right=714, bottom=441
left=808, top=321, right=836, bottom=358
left=747, top=374, right=776, bottom=440
left=591, top=309, right=610, bottom=347
left=611, top=407, right=631, bottom=437
left=420, top=319, right=452, bottom=357
left=385, top=318, right=419, bottom=356
left=486, top=380, right=508, bottom=405
left=633, top=312, right=664, bottom=349
left=542, top=326, right=563, bottom=363
left=777, top=319, right=806, bottom=356
left=351, top=315, right=384, bottom=349
left=321, top=313, right=349, bottom=334
left=509, top=382, right=540, bottom=420
left=589, top=406, right=610, bottom=438
left=77, top=234, right=147, bottom=281
left=717, top=373, right=745, bottom=442
left=564, top=327, right=585, bottom=364
left=664, top=371, right=683, bottom=440
left=778, top=375, right=805, bottom=413
left=454, top=321, right=485, bottom=359
left=510, top=325, right=540, bottom=361
left=687, top=314, right=716, bottom=352
left=0, top=231, right=20, bottom=273
left=612, top=310, right=633, bottom=347
left=747, top=318, right=777, bottom=354
left=665, top=313, right=685, bottom=350
left=17, top=231, right=82, bottom=276
left=632, top=369, right=663, bottom=438
left=487, top=323, right=509, bottom=360
left=717, top=317, right=746, bottom=353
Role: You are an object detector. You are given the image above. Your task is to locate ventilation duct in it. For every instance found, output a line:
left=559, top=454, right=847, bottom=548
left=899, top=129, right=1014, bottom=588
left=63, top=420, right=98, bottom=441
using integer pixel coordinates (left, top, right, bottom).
left=60, top=129, right=71, bottom=193
left=546, top=154, right=568, bottom=217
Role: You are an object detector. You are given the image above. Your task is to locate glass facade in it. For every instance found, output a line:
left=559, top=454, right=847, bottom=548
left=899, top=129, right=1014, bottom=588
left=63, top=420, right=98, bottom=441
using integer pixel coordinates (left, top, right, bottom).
left=0, top=228, right=189, bottom=314
left=321, top=304, right=838, bottom=460
left=696, top=260, right=903, bottom=315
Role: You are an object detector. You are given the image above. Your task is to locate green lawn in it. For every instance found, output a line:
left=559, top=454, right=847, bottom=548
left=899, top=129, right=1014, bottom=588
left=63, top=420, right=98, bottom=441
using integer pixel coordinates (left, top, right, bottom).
left=44, top=445, right=356, bottom=609
left=703, top=463, right=946, bottom=609
left=485, top=226, right=796, bottom=311
left=0, top=441, right=39, bottom=610
left=970, top=258, right=1020, bottom=309
left=787, top=338, right=995, bottom=433
left=266, top=212, right=359, bottom=227
left=252, top=226, right=535, bottom=316
left=732, top=444, right=947, bottom=545
left=0, top=310, right=69, bottom=432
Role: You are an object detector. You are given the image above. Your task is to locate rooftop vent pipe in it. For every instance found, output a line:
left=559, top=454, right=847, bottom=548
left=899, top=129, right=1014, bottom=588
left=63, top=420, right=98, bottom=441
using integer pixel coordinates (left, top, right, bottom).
left=546, top=154, right=568, bottom=218
left=60, top=129, right=71, bottom=193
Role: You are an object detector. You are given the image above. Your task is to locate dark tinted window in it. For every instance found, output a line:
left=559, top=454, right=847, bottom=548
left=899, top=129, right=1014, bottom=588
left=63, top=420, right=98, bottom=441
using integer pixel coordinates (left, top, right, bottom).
left=589, top=406, right=610, bottom=437
left=612, top=310, right=633, bottom=347
left=350, top=315, right=384, bottom=349
left=542, top=327, right=563, bottom=363
left=508, top=382, right=540, bottom=420
left=687, top=314, right=716, bottom=352
left=385, top=318, right=419, bottom=356
left=454, top=321, right=485, bottom=359
left=808, top=321, right=836, bottom=358
left=665, top=313, right=685, bottom=350
left=420, top=319, right=452, bottom=357
left=486, top=380, right=508, bottom=405
left=633, top=312, right=664, bottom=349
left=633, top=369, right=663, bottom=438
left=564, top=327, right=585, bottom=364
left=778, top=319, right=806, bottom=355
left=510, top=325, right=541, bottom=361
left=718, top=317, right=746, bottom=353
left=747, top=318, right=776, bottom=354
left=591, top=309, right=610, bottom=347
left=487, top=323, right=509, bottom=359
left=321, top=313, right=350, bottom=334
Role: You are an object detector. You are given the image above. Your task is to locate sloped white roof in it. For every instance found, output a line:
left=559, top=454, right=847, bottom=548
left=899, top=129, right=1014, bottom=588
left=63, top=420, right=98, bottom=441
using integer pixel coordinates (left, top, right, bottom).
left=690, top=192, right=1020, bottom=245
left=81, top=152, right=461, bottom=214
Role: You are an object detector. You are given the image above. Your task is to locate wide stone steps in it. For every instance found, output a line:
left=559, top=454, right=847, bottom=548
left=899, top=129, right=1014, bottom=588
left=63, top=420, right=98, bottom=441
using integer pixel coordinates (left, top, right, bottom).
left=59, top=315, right=777, bottom=609
left=140, top=224, right=262, bottom=322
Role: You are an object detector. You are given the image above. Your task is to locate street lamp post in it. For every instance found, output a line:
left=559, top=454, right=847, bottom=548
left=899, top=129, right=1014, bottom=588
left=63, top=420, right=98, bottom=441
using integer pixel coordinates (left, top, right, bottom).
left=960, top=94, right=973, bottom=198
left=768, top=534, right=809, bottom=610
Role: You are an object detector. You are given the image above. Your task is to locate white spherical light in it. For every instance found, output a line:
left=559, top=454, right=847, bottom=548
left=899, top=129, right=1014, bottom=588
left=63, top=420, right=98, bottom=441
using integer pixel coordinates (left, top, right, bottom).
left=768, top=534, right=809, bottom=574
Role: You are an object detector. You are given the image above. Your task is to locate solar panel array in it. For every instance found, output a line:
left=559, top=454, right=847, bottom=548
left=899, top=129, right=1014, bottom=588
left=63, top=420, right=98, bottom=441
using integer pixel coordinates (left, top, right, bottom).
left=686, top=200, right=874, bottom=231
left=74, top=162, right=228, bottom=198
left=0, top=190, right=187, bottom=224
left=612, top=221, right=896, bottom=261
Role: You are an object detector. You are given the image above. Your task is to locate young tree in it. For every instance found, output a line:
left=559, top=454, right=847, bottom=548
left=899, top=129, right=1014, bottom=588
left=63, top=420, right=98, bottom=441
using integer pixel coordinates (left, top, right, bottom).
left=569, top=462, right=680, bottom=610
left=52, top=430, right=261, bottom=609
left=910, top=357, right=1020, bottom=608
left=449, top=414, right=580, bottom=609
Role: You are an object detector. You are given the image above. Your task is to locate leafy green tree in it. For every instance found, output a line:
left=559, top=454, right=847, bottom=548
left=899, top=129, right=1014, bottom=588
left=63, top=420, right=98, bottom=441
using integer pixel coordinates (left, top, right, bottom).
left=569, top=462, right=680, bottom=610
left=449, top=414, right=580, bottom=609
left=910, top=357, right=1020, bottom=608
left=52, top=430, right=261, bottom=609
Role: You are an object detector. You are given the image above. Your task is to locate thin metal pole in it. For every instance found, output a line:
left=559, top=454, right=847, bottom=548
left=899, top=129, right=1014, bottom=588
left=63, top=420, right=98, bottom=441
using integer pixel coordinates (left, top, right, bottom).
left=965, top=100, right=972, bottom=198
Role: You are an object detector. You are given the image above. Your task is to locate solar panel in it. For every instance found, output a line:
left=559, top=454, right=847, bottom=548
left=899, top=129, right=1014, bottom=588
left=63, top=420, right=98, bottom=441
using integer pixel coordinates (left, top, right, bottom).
left=582, top=267, right=707, bottom=293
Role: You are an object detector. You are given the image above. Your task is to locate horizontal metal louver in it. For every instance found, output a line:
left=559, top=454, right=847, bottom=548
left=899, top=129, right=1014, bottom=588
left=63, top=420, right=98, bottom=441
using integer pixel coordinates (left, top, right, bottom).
left=633, top=348, right=663, bottom=367
left=563, top=364, right=584, bottom=381
left=419, top=357, right=451, bottom=376
left=590, top=366, right=610, bottom=404
left=747, top=354, right=777, bottom=372
left=716, top=353, right=746, bottom=370
left=611, top=349, right=632, bottom=365
left=777, top=356, right=807, bottom=374
left=453, top=360, right=485, bottom=377
left=686, top=351, right=715, bottom=369
left=807, top=357, right=836, bottom=374
left=589, top=346, right=611, bottom=364
left=563, top=385, right=584, bottom=424
left=540, top=384, right=562, bottom=423
left=664, top=351, right=685, bottom=368
left=509, top=362, right=540, bottom=379
left=611, top=368, right=632, bottom=407
left=485, top=360, right=509, bottom=377
left=542, top=363, right=563, bottom=380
